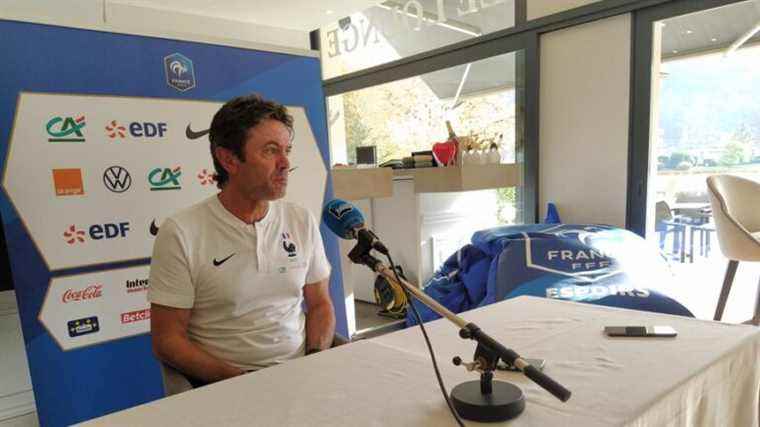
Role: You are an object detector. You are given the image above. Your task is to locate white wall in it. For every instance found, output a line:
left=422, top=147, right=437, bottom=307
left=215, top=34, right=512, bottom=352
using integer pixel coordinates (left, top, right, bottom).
left=528, top=0, right=604, bottom=20
left=0, top=0, right=312, bottom=54
left=539, top=13, right=631, bottom=227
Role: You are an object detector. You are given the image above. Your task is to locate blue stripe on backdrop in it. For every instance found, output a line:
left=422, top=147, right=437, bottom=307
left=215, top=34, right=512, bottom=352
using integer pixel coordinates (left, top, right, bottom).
left=26, top=334, right=162, bottom=425
left=0, top=19, right=344, bottom=426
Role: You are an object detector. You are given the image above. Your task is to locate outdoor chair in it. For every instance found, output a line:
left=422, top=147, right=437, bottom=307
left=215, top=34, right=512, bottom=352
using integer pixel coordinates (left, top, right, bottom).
left=706, top=175, right=760, bottom=326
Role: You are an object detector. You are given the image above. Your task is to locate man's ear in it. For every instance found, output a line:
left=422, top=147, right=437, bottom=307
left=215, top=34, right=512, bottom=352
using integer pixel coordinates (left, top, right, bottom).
left=214, top=146, right=240, bottom=177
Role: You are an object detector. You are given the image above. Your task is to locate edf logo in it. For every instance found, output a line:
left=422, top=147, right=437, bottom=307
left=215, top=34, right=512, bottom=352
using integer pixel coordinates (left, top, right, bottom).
left=106, top=121, right=167, bottom=139
left=63, top=222, right=130, bottom=244
left=129, top=122, right=167, bottom=137
left=89, top=222, right=130, bottom=240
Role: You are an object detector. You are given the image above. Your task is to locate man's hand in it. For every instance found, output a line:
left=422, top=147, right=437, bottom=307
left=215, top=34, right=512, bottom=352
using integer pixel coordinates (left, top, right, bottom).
left=151, top=303, right=244, bottom=383
left=303, top=278, right=335, bottom=353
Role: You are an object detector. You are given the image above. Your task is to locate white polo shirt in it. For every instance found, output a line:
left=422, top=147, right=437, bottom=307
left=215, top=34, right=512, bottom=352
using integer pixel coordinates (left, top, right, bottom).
left=148, top=195, right=331, bottom=371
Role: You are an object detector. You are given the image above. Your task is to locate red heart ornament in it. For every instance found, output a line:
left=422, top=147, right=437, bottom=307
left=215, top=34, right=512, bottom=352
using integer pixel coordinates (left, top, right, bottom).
left=432, top=140, right=458, bottom=166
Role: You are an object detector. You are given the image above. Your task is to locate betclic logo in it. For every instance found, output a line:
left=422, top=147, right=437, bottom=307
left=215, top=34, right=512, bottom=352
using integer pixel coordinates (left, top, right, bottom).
left=62, top=222, right=131, bottom=244
left=105, top=120, right=168, bottom=140
left=121, top=308, right=150, bottom=324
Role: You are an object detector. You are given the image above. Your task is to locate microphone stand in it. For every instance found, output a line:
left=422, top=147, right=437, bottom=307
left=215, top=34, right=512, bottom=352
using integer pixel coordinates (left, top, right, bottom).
left=348, top=238, right=571, bottom=422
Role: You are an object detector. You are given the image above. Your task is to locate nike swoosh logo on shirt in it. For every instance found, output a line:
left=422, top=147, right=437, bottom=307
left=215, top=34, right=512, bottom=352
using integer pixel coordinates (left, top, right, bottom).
left=186, top=124, right=210, bottom=140
left=213, top=253, right=235, bottom=267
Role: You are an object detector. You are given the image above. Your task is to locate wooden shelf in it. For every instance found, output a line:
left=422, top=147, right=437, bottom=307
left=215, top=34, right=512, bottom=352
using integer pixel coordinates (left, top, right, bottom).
left=331, top=164, right=518, bottom=199
left=331, top=167, right=393, bottom=200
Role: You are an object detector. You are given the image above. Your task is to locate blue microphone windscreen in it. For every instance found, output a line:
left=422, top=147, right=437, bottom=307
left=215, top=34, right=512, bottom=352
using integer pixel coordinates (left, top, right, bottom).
left=322, top=199, right=365, bottom=239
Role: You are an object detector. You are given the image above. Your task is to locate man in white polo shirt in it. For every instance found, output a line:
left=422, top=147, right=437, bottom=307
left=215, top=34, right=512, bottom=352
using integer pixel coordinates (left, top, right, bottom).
left=148, top=94, right=335, bottom=388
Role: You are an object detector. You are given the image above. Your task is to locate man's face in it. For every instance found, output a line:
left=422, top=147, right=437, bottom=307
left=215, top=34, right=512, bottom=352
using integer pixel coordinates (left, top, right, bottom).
left=229, top=119, right=292, bottom=200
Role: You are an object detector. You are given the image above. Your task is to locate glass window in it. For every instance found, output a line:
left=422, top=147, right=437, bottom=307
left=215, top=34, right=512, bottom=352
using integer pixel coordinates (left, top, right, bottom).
left=320, top=0, right=516, bottom=79
left=327, top=50, right=522, bottom=224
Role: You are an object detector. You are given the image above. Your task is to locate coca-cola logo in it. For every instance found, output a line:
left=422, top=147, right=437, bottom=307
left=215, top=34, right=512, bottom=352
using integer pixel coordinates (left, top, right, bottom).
left=62, top=284, right=103, bottom=303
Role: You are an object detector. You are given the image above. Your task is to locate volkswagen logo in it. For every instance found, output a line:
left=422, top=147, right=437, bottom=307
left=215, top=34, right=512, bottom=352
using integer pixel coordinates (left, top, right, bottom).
left=103, top=166, right=132, bottom=193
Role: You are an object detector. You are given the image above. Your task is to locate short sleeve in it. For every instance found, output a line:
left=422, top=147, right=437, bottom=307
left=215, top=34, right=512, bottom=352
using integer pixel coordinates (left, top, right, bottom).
left=148, top=218, right=195, bottom=308
left=305, top=212, right=331, bottom=284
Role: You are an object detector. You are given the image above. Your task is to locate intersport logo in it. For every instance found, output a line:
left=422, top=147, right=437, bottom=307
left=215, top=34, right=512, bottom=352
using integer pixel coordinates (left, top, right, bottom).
left=126, top=278, right=149, bottom=293
left=62, top=284, right=103, bottom=303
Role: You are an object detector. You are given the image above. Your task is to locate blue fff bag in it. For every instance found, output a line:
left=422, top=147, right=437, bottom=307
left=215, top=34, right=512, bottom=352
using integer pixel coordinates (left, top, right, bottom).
left=406, top=224, right=693, bottom=326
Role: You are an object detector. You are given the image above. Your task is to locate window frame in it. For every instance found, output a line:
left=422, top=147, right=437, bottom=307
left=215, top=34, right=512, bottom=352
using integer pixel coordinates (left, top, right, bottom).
left=315, top=1, right=539, bottom=222
left=313, top=0, right=686, bottom=225
left=627, top=0, right=752, bottom=235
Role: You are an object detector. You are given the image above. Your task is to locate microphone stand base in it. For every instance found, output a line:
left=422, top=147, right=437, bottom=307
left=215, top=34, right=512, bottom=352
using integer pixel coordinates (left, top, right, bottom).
left=450, top=380, right=525, bottom=422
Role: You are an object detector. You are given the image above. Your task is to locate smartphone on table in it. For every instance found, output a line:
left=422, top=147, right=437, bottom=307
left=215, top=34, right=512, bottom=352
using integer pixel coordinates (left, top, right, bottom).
left=604, top=326, right=677, bottom=337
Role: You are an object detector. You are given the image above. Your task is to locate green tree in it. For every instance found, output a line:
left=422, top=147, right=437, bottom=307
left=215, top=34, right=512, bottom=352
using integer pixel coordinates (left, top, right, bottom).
left=495, top=187, right=516, bottom=224
left=720, top=141, right=745, bottom=166
left=667, top=152, right=693, bottom=169
left=732, top=123, right=753, bottom=144
left=343, top=92, right=372, bottom=164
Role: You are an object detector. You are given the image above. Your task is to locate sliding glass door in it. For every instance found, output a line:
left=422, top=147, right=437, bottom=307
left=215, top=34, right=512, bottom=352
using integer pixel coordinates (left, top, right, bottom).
left=630, top=0, right=760, bottom=322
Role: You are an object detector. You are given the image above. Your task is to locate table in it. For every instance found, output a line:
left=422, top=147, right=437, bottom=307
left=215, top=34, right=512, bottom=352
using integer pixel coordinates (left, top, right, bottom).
left=81, top=297, right=760, bottom=427
left=671, top=203, right=711, bottom=219
left=688, top=223, right=716, bottom=262
left=658, top=219, right=687, bottom=262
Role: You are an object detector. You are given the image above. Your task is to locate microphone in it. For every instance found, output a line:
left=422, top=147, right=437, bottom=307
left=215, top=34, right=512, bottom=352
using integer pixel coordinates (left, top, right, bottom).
left=321, top=197, right=571, bottom=420
left=322, top=199, right=388, bottom=255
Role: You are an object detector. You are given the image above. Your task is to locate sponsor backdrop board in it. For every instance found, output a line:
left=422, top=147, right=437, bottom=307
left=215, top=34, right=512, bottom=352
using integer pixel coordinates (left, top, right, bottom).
left=0, top=20, right=345, bottom=426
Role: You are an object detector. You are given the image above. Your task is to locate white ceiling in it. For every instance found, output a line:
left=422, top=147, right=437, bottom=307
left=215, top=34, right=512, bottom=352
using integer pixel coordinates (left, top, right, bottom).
left=112, top=0, right=382, bottom=31
left=662, top=0, right=760, bottom=59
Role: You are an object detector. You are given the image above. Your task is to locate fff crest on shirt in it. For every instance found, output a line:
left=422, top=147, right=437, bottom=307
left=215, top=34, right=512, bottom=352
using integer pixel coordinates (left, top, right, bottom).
left=281, top=232, right=297, bottom=258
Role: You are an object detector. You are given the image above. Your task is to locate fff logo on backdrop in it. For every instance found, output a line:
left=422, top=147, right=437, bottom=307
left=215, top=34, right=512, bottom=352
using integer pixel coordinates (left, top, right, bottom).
left=164, top=53, right=196, bottom=92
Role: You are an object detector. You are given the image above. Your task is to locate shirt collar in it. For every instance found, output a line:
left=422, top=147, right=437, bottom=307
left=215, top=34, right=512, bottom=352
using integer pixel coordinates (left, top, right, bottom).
left=209, top=194, right=276, bottom=228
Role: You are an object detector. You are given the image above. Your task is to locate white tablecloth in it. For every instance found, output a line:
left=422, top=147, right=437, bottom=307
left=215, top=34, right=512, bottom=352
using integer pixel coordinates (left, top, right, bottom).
left=82, top=297, right=760, bottom=426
